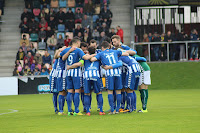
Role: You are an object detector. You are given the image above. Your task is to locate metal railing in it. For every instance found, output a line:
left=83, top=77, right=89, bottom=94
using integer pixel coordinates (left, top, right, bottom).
left=133, top=40, right=200, bottom=62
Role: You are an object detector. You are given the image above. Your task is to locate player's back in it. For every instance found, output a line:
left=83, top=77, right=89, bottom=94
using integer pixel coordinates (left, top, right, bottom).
left=83, top=60, right=101, bottom=79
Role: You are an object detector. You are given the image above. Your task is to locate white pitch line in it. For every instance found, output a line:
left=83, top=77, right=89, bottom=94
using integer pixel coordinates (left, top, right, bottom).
left=0, top=109, right=18, bottom=115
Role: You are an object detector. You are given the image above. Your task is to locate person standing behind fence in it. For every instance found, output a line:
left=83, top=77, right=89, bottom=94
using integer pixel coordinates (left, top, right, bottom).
left=177, top=31, right=188, bottom=61
left=189, top=29, right=199, bottom=61
left=151, top=32, right=161, bottom=61
left=164, top=31, right=175, bottom=61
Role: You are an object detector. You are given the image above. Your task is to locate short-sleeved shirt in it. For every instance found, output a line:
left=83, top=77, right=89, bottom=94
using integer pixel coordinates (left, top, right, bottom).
left=83, top=60, right=101, bottom=79
left=134, top=55, right=150, bottom=71
left=60, top=47, right=85, bottom=77
left=95, top=49, right=122, bottom=76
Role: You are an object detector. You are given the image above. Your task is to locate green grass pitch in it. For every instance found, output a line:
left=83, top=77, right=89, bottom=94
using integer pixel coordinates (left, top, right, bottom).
left=0, top=89, right=200, bottom=133
left=1, top=62, right=200, bottom=133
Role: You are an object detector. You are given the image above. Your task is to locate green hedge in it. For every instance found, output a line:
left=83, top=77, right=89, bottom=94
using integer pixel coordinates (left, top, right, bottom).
left=149, top=62, right=200, bottom=90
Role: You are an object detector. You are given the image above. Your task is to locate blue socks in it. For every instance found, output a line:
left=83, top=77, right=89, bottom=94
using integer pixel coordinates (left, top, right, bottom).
left=97, top=94, right=103, bottom=112
left=96, top=94, right=100, bottom=109
left=74, top=93, right=80, bottom=113
left=133, top=91, right=137, bottom=110
left=113, top=91, right=116, bottom=110
left=127, top=93, right=134, bottom=112
left=58, top=95, right=65, bottom=113
left=108, top=94, right=114, bottom=112
left=116, top=94, right=121, bottom=112
left=121, top=92, right=126, bottom=109
left=84, top=95, right=90, bottom=113
left=89, top=94, right=92, bottom=109
left=81, top=92, right=85, bottom=110
left=53, top=93, right=58, bottom=112
left=67, top=92, right=73, bottom=112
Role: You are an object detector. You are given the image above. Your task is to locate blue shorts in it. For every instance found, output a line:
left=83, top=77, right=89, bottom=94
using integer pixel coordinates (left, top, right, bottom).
left=57, top=77, right=67, bottom=92
left=83, top=77, right=103, bottom=94
left=49, top=76, right=58, bottom=93
left=105, top=75, right=122, bottom=90
left=121, top=72, right=127, bottom=88
left=66, top=76, right=81, bottom=89
left=125, top=72, right=140, bottom=90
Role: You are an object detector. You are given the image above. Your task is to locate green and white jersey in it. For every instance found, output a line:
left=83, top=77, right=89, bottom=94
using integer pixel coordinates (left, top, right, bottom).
left=133, top=55, right=150, bottom=71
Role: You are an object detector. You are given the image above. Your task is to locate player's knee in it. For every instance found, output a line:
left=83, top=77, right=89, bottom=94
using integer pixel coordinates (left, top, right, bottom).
left=115, top=90, right=121, bottom=94
left=85, top=93, right=90, bottom=96
left=107, top=90, right=113, bottom=94
left=75, top=89, right=81, bottom=93
left=97, top=92, right=102, bottom=95
left=68, top=89, right=74, bottom=93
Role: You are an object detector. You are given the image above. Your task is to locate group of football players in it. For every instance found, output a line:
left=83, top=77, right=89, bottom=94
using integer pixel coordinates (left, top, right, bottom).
left=49, top=35, right=151, bottom=116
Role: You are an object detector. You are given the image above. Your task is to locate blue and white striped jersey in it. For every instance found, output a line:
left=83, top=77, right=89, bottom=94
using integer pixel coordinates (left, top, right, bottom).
left=119, top=56, right=141, bottom=73
left=60, top=47, right=85, bottom=77
left=83, top=60, right=101, bottom=79
left=95, top=49, right=122, bottom=76
left=52, top=58, right=67, bottom=78
left=50, top=59, right=58, bottom=76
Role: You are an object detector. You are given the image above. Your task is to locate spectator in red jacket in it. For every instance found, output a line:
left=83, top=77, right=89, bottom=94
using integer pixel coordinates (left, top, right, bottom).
left=64, top=35, right=71, bottom=47
left=24, top=52, right=34, bottom=66
left=116, top=26, right=124, bottom=43
left=39, top=17, right=48, bottom=30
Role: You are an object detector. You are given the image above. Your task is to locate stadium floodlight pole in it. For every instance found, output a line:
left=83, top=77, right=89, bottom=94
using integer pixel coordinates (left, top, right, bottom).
left=130, top=0, right=135, bottom=49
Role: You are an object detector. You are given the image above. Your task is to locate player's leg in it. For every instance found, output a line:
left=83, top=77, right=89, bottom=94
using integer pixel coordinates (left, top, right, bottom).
left=57, top=77, right=66, bottom=115
left=113, top=90, right=117, bottom=111
left=115, top=76, right=123, bottom=113
left=106, top=76, right=115, bottom=114
left=133, top=73, right=140, bottom=111
left=52, top=92, right=58, bottom=113
left=81, top=88, right=85, bottom=112
left=66, top=76, right=74, bottom=115
left=94, top=78, right=105, bottom=115
left=73, top=77, right=83, bottom=115
left=138, top=71, right=151, bottom=113
left=50, top=76, right=59, bottom=113
left=120, top=88, right=126, bottom=111
left=83, top=79, right=91, bottom=116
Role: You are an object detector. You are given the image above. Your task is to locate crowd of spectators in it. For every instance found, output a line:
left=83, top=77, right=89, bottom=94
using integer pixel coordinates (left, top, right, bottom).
left=14, top=0, right=125, bottom=76
left=137, top=29, right=200, bottom=61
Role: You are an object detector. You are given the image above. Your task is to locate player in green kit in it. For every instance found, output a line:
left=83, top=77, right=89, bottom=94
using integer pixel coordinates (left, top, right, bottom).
left=134, top=55, right=151, bottom=113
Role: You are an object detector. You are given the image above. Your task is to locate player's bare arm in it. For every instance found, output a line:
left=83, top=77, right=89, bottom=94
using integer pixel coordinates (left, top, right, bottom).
left=90, top=57, right=98, bottom=62
left=121, top=52, right=129, bottom=56
left=83, top=54, right=96, bottom=60
left=125, top=50, right=136, bottom=56
left=67, top=62, right=83, bottom=70
left=54, top=46, right=66, bottom=59
left=62, top=46, right=76, bottom=61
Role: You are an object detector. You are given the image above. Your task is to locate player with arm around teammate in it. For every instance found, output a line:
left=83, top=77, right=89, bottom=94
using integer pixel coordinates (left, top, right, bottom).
left=90, top=41, right=129, bottom=114
left=61, top=38, right=96, bottom=116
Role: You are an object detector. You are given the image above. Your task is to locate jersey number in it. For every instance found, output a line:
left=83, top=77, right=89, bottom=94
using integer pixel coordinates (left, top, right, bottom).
left=68, top=55, right=73, bottom=65
left=106, top=54, right=116, bottom=64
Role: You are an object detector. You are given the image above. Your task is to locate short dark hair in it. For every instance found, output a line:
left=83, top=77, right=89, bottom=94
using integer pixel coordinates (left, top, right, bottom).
left=88, top=46, right=96, bottom=54
left=101, top=41, right=110, bottom=49
left=71, top=38, right=80, bottom=45
left=103, top=37, right=111, bottom=43
left=80, top=42, right=87, bottom=48
left=89, top=39, right=97, bottom=45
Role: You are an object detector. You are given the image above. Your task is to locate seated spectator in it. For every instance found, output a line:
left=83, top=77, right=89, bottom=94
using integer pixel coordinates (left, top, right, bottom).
left=23, top=65, right=32, bottom=76
left=76, top=0, right=84, bottom=7
left=81, top=15, right=91, bottom=29
left=49, top=8, right=56, bottom=17
left=84, top=0, right=94, bottom=15
left=65, top=19, right=75, bottom=32
left=83, top=31, right=91, bottom=43
left=74, top=24, right=84, bottom=36
left=34, top=52, right=43, bottom=65
left=30, top=43, right=37, bottom=56
left=24, top=0, right=32, bottom=9
left=21, top=8, right=33, bottom=21
left=85, top=26, right=92, bottom=38
left=57, top=34, right=65, bottom=49
left=65, top=8, right=75, bottom=21
left=64, top=35, right=71, bottom=47
left=42, top=50, right=52, bottom=65
left=39, top=8, right=48, bottom=21
left=39, top=17, right=48, bottom=30
left=102, top=18, right=111, bottom=28
left=20, top=35, right=29, bottom=46
left=27, top=46, right=34, bottom=56
left=31, top=59, right=36, bottom=72
left=99, top=22, right=109, bottom=36
left=46, top=26, right=54, bottom=38
left=56, top=8, right=65, bottom=24
left=24, top=52, right=34, bottom=66
left=38, top=28, right=46, bottom=42
left=108, top=28, right=115, bottom=38
left=40, top=0, right=50, bottom=10
left=47, top=34, right=57, bottom=50
left=19, top=17, right=29, bottom=33
left=77, top=32, right=83, bottom=42
left=40, top=68, right=49, bottom=75
left=21, top=42, right=28, bottom=54
left=99, top=31, right=106, bottom=45
left=16, top=47, right=25, bottom=60
left=116, top=26, right=124, bottom=43
left=75, top=8, right=83, bottom=23
left=34, top=68, right=40, bottom=75
left=100, top=5, right=112, bottom=26
left=29, top=17, right=39, bottom=33
left=48, top=16, right=56, bottom=31
left=92, top=28, right=100, bottom=41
